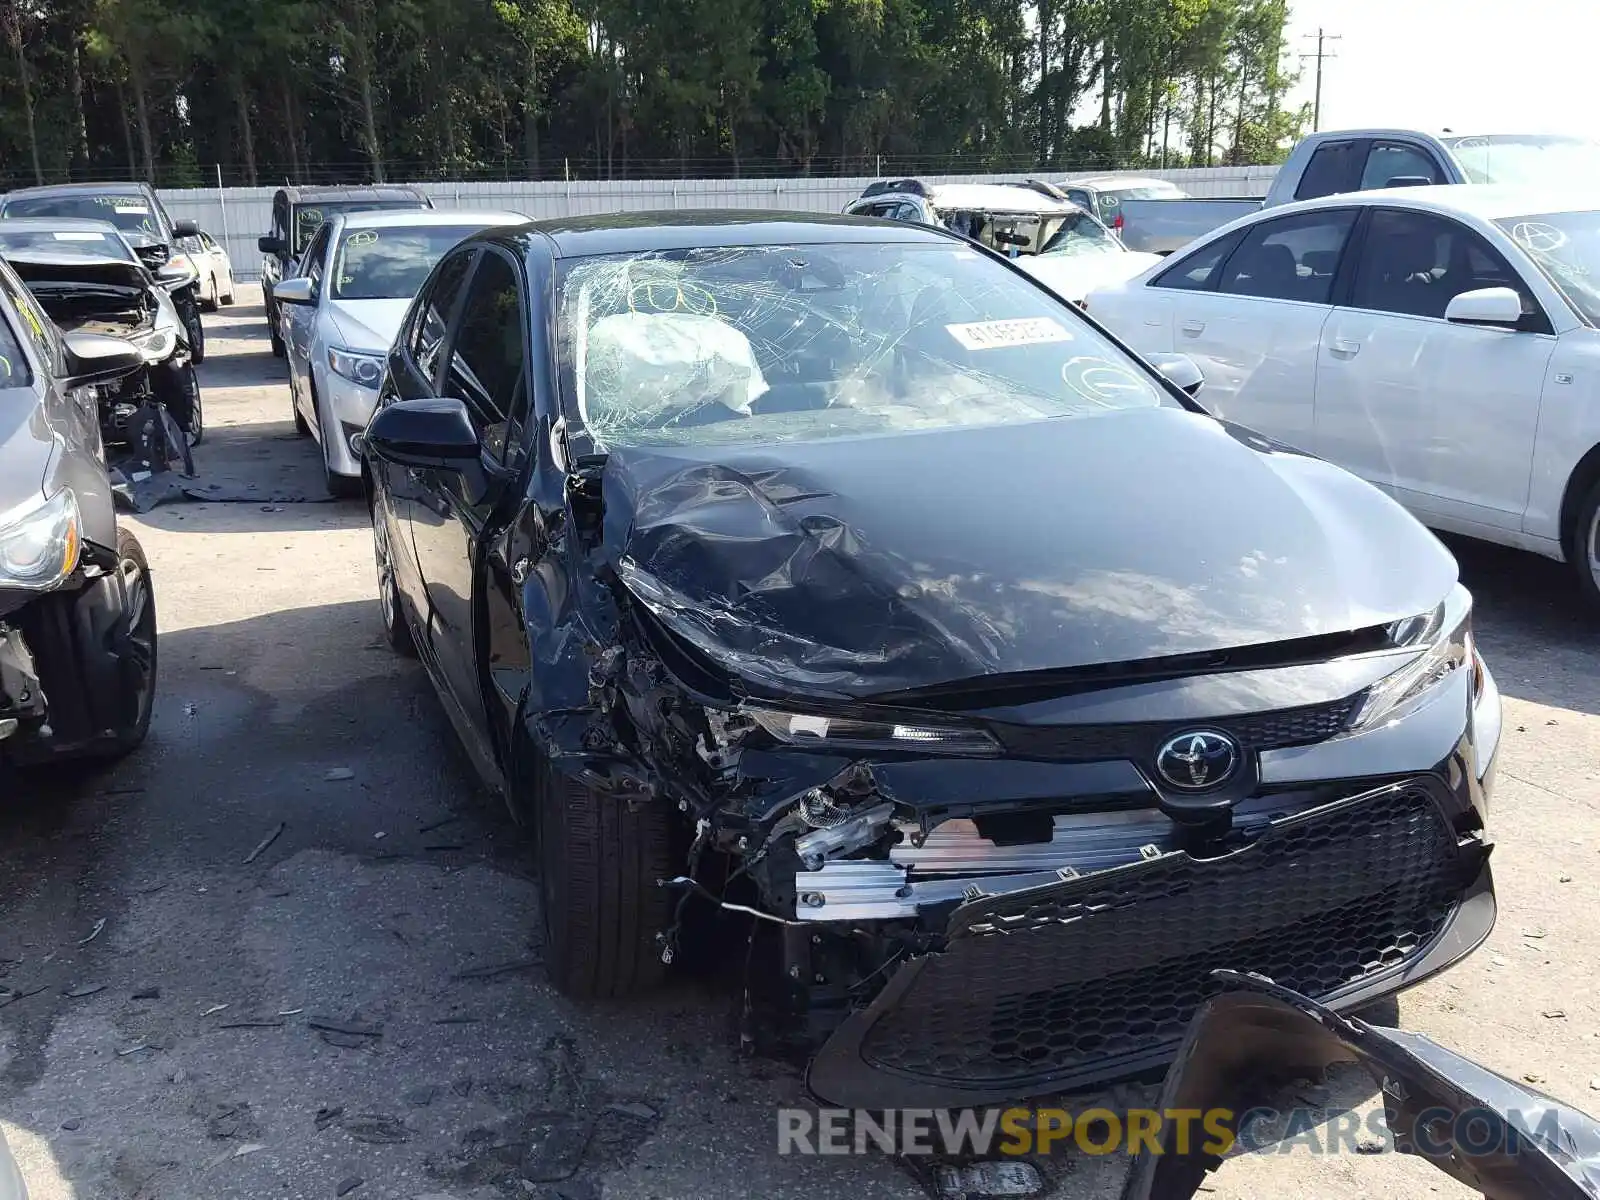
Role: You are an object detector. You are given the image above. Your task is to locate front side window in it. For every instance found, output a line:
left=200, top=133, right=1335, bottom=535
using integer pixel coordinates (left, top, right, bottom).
left=1219, top=210, right=1357, bottom=304
left=1354, top=208, right=1536, bottom=321
left=1360, top=142, right=1445, bottom=190
left=557, top=240, right=1171, bottom=452
left=411, top=252, right=475, bottom=385
left=1496, top=209, right=1600, bottom=326
left=301, top=225, right=332, bottom=289
left=442, top=251, right=527, bottom=462
left=330, top=225, right=487, bottom=300
left=0, top=269, right=34, bottom=388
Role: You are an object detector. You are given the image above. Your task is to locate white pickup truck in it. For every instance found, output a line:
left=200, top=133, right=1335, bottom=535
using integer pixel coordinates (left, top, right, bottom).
left=1116, top=129, right=1600, bottom=254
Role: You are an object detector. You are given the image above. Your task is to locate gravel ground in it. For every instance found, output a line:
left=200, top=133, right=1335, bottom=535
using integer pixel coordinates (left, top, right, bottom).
left=0, top=286, right=1594, bottom=1200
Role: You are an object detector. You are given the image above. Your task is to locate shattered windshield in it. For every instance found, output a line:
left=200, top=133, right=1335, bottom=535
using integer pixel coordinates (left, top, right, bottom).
left=1038, top=211, right=1122, bottom=257
left=1497, top=210, right=1600, bottom=325
left=557, top=241, right=1170, bottom=451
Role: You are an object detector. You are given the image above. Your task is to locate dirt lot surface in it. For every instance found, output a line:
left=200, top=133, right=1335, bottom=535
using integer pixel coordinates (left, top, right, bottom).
left=0, top=286, right=1594, bottom=1199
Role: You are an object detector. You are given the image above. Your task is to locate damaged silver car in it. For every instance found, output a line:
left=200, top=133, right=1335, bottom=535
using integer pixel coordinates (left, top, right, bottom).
left=358, top=212, right=1502, bottom=1108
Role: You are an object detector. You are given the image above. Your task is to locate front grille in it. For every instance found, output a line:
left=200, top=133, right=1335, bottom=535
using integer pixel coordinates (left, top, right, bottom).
left=850, top=782, right=1476, bottom=1095
left=991, top=694, right=1360, bottom=762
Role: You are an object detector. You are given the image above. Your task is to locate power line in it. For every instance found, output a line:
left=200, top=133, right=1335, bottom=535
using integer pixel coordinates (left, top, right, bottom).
left=1300, top=28, right=1342, bottom=132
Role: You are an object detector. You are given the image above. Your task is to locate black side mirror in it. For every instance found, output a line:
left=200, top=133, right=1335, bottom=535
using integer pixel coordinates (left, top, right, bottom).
left=1147, top=352, right=1206, bottom=397
left=364, top=398, right=482, bottom=470
left=171, top=218, right=200, bottom=238
left=61, top=331, right=145, bottom=389
left=257, top=235, right=287, bottom=256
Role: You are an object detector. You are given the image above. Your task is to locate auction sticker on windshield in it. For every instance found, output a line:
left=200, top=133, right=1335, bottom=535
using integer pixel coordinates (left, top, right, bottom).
left=53, top=232, right=103, bottom=241
left=946, top=317, right=1072, bottom=351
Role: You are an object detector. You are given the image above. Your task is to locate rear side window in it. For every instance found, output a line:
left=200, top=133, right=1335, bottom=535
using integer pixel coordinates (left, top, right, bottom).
left=1295, top=141, right=1362, bottom=200
left=1218, top=209, right=1358, bottom=304
left=1360, top=142, right=1445, bottom=190
left=1151, top=230, right=1245, bottom=291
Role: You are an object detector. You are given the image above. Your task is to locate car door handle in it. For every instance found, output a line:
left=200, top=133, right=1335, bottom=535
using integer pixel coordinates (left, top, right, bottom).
left=1328, top=339, right=1361, bottom=359
left=1180, top=320, right=1206, bottom=337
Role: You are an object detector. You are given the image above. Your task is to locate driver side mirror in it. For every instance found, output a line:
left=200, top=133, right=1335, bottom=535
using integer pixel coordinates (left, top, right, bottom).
left=1445, top=286, right=1524, bottom=329
left=270, top=276, right=317, bottom=306
left=171, top=219, right=200, bottom=238
left=364, top=398, right=481, bottom=470
left=257, top=235, right=287, bottom=256
left=1146, top=352, right=1206, bottom=397
left=61, top=331, right=145, bottom=389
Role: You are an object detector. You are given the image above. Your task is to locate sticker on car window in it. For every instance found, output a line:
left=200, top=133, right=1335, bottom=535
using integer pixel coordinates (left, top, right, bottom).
left=346, top=230, right=378, bottom=247
left=946, top=317, right=1073, bottom=351
left=114, top=205, right=150, bottom=215
left=1060, top=357, right=1155, bottom=405
left=53, top=232, right=104, bottom=241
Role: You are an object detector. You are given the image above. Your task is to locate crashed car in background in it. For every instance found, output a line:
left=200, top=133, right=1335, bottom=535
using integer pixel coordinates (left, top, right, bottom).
left=0, top=254, right=158, bottom=766
left=358, top=211, right=1502, bottom=1108
left=0, top=218, right=202, bottom=476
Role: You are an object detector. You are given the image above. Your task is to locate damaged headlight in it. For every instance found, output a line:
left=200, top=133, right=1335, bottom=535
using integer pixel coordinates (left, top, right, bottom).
left=0, top=488, right=81, bottom=591
left=131, top=326, right=176, bottom=362
left=1349, top=583, right=1480, bottom=731
left=745, top=705, right=1000, bottom=756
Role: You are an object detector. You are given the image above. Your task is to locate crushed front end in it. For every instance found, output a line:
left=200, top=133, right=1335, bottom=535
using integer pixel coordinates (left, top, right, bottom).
left=571, top=572, right=1500, bottom=1110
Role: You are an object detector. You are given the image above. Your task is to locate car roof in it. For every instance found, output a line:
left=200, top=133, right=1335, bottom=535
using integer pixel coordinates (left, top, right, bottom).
left=922, top=183, right=1080, bottom=213
left=521, top=210, right=960, bottom=259
left=0, top=217, right=123, bottom=233
left=1285, top=183, right=1600, bottom=222
left=3, top=181, right=155, bottom=200
left=279, top=186, right=428, bottom=204
left=336, top=209, right=525, bottom=231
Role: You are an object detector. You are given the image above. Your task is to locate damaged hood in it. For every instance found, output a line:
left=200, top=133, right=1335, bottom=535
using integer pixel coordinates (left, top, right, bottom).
left=602, top=408, right=1457, bottom=698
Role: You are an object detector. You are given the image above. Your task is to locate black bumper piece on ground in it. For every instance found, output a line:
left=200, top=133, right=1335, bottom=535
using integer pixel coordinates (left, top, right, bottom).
left=807, top=779, right=1494, bottom=1108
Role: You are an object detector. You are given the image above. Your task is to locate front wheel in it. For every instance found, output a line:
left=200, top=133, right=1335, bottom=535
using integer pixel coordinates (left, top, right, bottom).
left=537, top=761, right=676, bottom=999
left=1572, top=477, right=1600, bottom=611
left=372, top=501, right=415, bottom=657
left=92, top=528, right=159, bottom=761
left=182, top=297, right=206, bottom=364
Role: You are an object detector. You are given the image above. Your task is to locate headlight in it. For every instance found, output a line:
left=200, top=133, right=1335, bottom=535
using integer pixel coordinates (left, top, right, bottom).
left=328, top=346, right=385, bottom=388
left=132, top=327, right=176, bottom=361
left=1349, top=584, right=1478, bottom=731
left=0, top=489, right=81, bottom=591
left=744, top=705, right=1000, bottom=756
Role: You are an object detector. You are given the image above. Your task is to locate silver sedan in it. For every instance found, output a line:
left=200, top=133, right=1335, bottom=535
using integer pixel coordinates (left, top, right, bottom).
left=270, top=209, right=526, bottom=496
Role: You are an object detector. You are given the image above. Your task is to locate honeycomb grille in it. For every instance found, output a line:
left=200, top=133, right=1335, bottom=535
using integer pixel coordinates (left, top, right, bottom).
left=991, top=694, right=1361, bottom=762
left=858, top=784, right=1469, bottom=1089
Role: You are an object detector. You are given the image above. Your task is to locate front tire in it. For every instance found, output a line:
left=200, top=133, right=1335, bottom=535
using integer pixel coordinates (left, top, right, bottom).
left=94, top=528, right=159, bottom=760
left=372, top=502, right=415, bottom=657
left=269, top=306, right=285, bottom=358
left=538, top=762, right=676, bottom=1000
left=184, top=300, right=206, bottom=365
left=1572, top=477, right=1600, bottom=611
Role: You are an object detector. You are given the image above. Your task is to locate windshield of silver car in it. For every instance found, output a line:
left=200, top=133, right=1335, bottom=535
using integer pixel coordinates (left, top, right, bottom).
left=1498, top=210, right=1600, bottom=325
left=330, top=227, right=486, bottom=300
left=557, top=241, right=1172, bottom=451
left=0, top=229, right=136, bottom=263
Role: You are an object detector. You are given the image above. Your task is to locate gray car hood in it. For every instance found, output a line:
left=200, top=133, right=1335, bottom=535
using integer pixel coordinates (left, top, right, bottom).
left=326, top=299, right=411, bottom=353
left=602, top=407, right=1459, bottom=699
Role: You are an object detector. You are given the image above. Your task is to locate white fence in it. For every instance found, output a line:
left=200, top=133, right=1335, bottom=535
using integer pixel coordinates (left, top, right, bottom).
left=157, top=165, right=1279, bottom=281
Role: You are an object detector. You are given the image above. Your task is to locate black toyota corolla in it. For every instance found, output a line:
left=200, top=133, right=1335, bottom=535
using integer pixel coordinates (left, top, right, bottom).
left=358, top=211, right=1501, bottom=1108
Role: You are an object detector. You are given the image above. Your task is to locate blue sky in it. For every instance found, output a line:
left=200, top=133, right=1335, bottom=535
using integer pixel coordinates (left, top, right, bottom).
left=1283, top=0, right=1598, bottom=136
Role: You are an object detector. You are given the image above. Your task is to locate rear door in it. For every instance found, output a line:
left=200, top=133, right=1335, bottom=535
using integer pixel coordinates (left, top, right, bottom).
left=1314, top=206, right=1556, bottom=531
left=1165, top=208, right=1359, bottom=450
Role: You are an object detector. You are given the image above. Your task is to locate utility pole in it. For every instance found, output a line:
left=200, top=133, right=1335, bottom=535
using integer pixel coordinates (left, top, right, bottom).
left=1300, top=28, right=1341, bottom=132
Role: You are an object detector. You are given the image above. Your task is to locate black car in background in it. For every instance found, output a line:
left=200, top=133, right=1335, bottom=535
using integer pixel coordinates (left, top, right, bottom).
left=0, top=182, right=208, bottom=363
left=358, top=211, right=1502, bottom=1109
left=0, top=255, right=159, bottom=767
left=257, top=185, right=433, bottom=356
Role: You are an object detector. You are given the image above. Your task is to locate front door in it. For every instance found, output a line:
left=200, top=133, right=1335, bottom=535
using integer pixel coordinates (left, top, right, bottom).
left=283, top=224, right=331, bottom=412
left=408, top=246, right=531, bottom=752
left=1314, top=207, right=1556, bottom=531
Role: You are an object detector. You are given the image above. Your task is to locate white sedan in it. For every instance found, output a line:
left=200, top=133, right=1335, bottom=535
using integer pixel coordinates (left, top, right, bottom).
left=1013, top=206, right=1163, bottom=304
left=270, top=209, right=525, bottom=496
left=177, top=230, right=235, bottom=310
left=1085, top=185, right=1600, bottom=606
